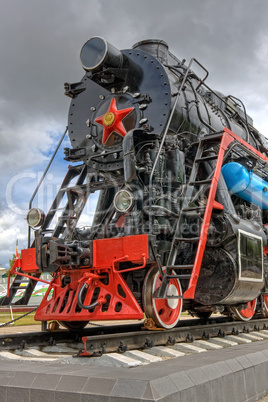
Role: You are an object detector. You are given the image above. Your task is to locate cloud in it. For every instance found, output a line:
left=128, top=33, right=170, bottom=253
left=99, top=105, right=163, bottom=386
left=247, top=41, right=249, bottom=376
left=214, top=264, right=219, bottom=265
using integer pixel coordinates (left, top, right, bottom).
left=0, top=119, right=63, bottom=172
left=1, top=1, right=267, bottom=131
left=0, top=212, right=28, bottom=267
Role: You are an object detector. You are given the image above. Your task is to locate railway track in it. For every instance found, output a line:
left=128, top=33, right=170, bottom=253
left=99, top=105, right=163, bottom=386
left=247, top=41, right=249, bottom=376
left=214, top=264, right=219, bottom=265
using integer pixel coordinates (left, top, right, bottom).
left=1, top=317, right=268, bottom=366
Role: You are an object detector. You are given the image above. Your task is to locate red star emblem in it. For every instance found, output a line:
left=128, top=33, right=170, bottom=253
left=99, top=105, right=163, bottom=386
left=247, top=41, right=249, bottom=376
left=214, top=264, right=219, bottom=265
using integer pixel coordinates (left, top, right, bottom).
left=95, top=98, right=134, bottom=144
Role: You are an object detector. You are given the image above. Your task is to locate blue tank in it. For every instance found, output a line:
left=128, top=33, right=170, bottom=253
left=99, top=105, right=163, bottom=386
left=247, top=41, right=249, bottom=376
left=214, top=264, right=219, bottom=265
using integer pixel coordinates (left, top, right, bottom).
left=221, top=162, right=268, bottom=209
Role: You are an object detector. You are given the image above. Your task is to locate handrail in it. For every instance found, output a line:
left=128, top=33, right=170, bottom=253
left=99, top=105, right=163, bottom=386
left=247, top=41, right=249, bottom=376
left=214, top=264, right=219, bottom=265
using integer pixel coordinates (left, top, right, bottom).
left=112, top=254, right=147, bottom=273
left=27, top=127, right=68, bottom=247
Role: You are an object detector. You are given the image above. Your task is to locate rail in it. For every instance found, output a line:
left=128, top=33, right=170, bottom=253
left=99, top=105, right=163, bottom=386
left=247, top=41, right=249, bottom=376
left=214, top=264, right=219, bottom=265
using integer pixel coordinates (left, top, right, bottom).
left=0, top=315, right=267, bottom=356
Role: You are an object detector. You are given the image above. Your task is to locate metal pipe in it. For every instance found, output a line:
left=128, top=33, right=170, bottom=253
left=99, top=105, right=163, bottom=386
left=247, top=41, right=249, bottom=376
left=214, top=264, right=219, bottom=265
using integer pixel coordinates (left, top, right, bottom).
left=148, top=77, right=189, bottom=230
left=148, top=58, right=201, bottom=232
left=148, top=95, right=179, bottom=232
left=77, top=283, right=99, bottom=310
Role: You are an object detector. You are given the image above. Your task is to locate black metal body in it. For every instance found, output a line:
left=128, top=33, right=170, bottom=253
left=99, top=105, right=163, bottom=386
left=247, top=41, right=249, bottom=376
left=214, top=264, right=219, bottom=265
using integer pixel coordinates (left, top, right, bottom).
left=20, top=37, right=268, bottom=319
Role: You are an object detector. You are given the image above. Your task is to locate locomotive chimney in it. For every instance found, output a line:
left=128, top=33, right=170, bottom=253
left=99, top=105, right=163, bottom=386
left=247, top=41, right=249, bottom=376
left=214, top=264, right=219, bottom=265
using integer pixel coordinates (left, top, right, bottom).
left=132, top=39, right=169, bottom=63
left=80, top=36, right=123, bottom=72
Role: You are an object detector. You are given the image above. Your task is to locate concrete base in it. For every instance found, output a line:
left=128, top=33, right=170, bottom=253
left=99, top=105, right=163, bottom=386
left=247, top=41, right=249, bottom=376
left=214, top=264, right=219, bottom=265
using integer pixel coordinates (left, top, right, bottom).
left=1, top=340, right=268, bottom=401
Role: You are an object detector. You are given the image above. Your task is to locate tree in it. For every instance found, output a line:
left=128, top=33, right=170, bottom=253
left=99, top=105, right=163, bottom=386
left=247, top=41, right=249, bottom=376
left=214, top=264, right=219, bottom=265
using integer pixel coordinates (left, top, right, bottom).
left=9, top=253, right=21, bottom=269
left=7, top=253, right=21, bottom=277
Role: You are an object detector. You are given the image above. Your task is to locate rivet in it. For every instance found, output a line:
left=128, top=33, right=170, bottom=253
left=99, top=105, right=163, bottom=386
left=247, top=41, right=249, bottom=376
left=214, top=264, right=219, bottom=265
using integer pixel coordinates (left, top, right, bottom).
left=139, top=104, right=147, bottom=110
left=139, top=118, right=148, bottom=124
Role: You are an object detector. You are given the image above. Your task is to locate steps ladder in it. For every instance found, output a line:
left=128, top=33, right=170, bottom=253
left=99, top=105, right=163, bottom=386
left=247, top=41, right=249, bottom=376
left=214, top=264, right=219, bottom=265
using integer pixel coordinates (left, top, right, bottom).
left=0, top=270, right=41, bottom=306
left=41, top=163, right=89, bottom=239
left=0, top=164, right=89, bottom=305
left=156, top=131, right=234, bottom=300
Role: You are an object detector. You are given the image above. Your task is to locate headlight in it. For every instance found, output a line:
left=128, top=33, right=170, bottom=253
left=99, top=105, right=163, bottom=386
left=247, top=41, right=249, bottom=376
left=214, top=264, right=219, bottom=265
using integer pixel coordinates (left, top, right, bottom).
left=26, top=208, right=45, bottom=228
left=114, top=190, right=134, bottom=213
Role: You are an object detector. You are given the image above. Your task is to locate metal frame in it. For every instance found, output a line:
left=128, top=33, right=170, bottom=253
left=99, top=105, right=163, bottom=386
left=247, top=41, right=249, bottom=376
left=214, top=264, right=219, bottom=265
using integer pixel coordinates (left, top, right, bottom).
left=237, top=229, right=264, bottom=283
left=157, top=127, right=268, bottom=301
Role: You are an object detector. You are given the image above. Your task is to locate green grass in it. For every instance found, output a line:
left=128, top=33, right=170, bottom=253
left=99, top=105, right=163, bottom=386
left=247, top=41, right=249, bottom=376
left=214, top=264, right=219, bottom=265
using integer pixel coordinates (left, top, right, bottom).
left=0, top=312, right=38, bottom=326
left=0, top=310, right=191, bottom=327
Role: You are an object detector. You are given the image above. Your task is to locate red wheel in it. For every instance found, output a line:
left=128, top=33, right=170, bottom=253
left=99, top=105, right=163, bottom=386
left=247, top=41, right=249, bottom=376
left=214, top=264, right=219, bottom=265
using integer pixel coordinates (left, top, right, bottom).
left=263, top=295, right=268, bottom=317
left=229, top=298, right=257, bottom=321
left=142, top=266, right=183, bottom=329
left=59, top=321, right=89, bottom=331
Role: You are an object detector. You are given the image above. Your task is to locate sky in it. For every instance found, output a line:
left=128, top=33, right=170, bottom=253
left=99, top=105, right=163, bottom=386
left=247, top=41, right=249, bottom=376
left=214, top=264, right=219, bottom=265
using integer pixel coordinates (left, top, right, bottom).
left=0, top=0, right=268, bottom=268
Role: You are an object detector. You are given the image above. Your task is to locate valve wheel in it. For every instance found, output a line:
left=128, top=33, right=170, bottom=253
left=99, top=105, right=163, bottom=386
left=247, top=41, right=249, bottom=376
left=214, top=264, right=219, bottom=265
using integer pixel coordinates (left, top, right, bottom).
left=142, top=266, right=183, bottom=329
left=229, top=298, right=257, bottom=321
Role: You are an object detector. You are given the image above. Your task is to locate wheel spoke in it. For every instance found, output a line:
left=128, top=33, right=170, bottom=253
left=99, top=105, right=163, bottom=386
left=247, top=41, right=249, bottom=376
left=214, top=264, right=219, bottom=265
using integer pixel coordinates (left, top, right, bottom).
left=229, top=298, right=257, bottom=321
left=263, top=295, right=268, bottom=317
left=142, top=266, right=183, bottom=329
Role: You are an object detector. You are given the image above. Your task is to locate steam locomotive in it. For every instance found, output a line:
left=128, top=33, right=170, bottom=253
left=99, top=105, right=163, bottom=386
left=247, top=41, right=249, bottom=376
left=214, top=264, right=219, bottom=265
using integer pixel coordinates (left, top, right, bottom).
left=3, top=36, right=268, bottom=329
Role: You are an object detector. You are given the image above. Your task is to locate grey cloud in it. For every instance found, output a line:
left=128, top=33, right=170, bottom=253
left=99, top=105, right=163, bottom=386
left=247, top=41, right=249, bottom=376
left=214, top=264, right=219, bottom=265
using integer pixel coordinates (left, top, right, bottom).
left=1, top=0, right=267, bottom=133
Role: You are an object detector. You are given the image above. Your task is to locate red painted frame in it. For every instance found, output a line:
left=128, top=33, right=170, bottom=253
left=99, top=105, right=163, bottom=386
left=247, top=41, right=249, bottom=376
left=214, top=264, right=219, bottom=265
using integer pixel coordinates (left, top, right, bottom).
left=7, top=248, right=48, bottom=297
left=35, top=234, right=149, bottom=322
left=183, top=128, right=268, bottom=299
